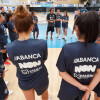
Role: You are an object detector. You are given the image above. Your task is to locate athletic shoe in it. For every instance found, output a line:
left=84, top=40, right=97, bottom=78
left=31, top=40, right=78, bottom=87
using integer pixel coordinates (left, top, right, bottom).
left=65, top=37, right=67, bottom=41
left=9, top=90, right=13, bottom=95
left=62, top=35, right=65, bottom=39
left=5, top=81, right=9, bottom=85
left=70, top=36, right=72, bottom=39
left=59, top=36, right=60, bottom=40
left=6, top=57, right=9, bottom=61
left=4, top=61, right=10, bottom=65
left=70, top=35, right=73, bottom=39
left=56, top=34, right=58, bottom=38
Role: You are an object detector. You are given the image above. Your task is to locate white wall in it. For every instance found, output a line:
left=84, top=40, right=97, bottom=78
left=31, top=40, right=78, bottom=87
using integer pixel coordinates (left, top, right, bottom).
left=0, top=0, right=20, bottom=5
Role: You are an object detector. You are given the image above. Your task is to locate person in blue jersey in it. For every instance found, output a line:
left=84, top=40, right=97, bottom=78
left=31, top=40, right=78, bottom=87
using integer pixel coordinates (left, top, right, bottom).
left=32, top=12, right=39, bottom=39
left=0, top=46, right=9, bottom=100
left=46, top=8, right=56, bottom=40
left=70, top=10, right=81, bottom=39
left=56, top=11, right=100, bottom=100
left=0, top=14, right=11, bottom=65
left=6, top=13, right=18, bottom=42
left=93, top=10, right=100, bottom=100
left=55, top=9, right=62, bottom=40
left=62, top=11, right=69, bottom=41
left=1, top=7, right=7, bottom=17
left=1, top=7, right=7, bottom=29
left=6, top=5, right=49, bottom=100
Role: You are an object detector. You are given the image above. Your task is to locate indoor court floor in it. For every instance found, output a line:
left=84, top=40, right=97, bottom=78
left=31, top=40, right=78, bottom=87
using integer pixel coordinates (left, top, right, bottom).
left=5, top=13, right=94, bottom=100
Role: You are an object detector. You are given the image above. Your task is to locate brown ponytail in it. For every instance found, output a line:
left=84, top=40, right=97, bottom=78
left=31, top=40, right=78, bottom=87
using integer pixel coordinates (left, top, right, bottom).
left=14, top=5, right=33, bottom=33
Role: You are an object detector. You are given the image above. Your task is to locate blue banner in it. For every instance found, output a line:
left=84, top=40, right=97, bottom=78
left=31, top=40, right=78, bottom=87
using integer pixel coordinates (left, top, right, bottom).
left=67, top=4, right=74, bottom=7
left=57, top=4, right=63, bottom=7
left=41, top=4, right=51, bottom=7
left=35, top=2, right=41, bottom=5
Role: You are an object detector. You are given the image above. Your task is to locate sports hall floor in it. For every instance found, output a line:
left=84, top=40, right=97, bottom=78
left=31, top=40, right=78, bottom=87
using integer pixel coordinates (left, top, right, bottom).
left=5, top=13, right=94, bottom=100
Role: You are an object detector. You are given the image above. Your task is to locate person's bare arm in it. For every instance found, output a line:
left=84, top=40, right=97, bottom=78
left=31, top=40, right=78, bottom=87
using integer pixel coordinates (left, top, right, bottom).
left=59, top=71, right=90, bottom=92
left=62, top=20, right=68, bottom=22
left=34, top=21, right=38, bottom=24
left=56, top=18, right=61, bottom=21
left=64, top=20, right=68, bottom=22
left=47, top=19, right=53, bottom=23
left=82, top=69, right=100, bottom=100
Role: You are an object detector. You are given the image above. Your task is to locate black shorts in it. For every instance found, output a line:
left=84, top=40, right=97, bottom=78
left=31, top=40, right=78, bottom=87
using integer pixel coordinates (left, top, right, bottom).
left=47, top=26, right=54, bottom=32
left=19, top=75, right=49, bottom=96
left=34, top=75, right=49, bottom=95
left=55, top=22, right=61, bottom=28
left=94, top=83, right=100, bottom=97
left=33, top=27, right=39, bottom=32
left=62, top=23, right=68, bottom=29
left=0, top=78, right=9, bottom=100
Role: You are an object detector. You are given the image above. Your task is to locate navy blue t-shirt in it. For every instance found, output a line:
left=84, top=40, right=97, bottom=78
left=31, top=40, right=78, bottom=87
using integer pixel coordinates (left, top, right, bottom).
left=74, top=14, right=78, bottom=20
left=57, top=42, right=100, bottom=85
left=7, top=21, right=18, bottom=42
left=62, top=16, right=69, bottom=25
left=0, top=23, right=8, bottom=43
left=0, top=47, right=5, bottom=76
left=55, top=14, right=62, bottom=25
left=47, top=13, right=56, bottom=27
left=57, top=42, right=100, bottom=100
left=6, top=39, right=48, bottom=89
left=33, top=16, right=38, bottom=28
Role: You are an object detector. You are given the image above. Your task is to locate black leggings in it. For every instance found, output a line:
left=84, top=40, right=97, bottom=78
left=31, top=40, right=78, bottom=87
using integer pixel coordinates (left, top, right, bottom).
left=2, top=52, right=7, bottom=62
left=0, top=78, right=9, bottom=100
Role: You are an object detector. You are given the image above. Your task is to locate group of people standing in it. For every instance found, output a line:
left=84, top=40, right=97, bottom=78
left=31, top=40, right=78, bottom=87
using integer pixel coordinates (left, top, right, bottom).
left=33, top=8, right=100, bottom=42
left=0, top=5, right=100, bottom=100
left=46, top=9, right=69, bottom=41
left=31, top=8, right=81, bottom=41
left=0, top=7, right=19, bottom=100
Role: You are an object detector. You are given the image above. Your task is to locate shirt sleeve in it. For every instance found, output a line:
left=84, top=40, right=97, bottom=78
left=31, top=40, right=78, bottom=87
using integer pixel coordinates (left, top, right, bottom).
left=68, top=16, right=69, bottom=21
left=55, top=14, right=56, bottom=19
left=43, top=41, right=48, bottom=60
left=6, top=44, right=14, bottom=62
left=36, top=17, right=38, bottom=21
left=56, top=47, right=66, bottom=72
left=47, top=14, right=49, bottom=20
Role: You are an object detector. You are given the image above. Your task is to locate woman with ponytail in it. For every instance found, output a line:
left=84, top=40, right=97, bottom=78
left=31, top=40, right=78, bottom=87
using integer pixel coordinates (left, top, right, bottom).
left=6, top=5, right=49, bottom=100
left=56, top=11, right=100, bottom=100
left=6, top=13, right=18, bottom=42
